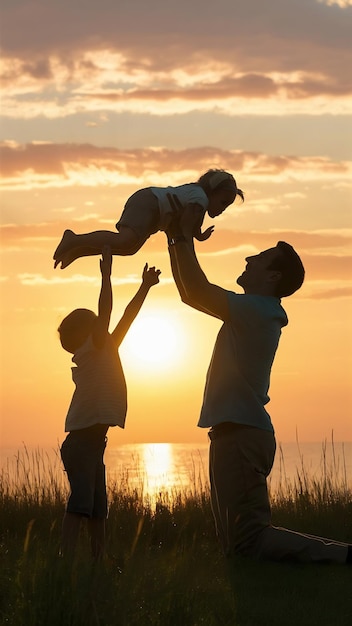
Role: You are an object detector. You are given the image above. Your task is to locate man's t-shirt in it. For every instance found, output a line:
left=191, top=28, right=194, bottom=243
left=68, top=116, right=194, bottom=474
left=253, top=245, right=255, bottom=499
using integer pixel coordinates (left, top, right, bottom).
left=198, top=293, right=288, bottom=432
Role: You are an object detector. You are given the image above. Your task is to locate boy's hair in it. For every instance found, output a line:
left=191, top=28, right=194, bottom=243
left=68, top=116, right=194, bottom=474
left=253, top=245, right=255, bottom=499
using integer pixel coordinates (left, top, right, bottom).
left=269, top=241, right=305, bottom=297
left=197, top=169, right=244, bottom=202
left=58, top=308, right=97, bottom=354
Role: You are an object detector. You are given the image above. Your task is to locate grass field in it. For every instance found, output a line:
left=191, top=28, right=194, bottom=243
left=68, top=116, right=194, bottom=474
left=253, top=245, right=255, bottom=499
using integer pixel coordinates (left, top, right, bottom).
left=1, top=446, right=351, bottom=625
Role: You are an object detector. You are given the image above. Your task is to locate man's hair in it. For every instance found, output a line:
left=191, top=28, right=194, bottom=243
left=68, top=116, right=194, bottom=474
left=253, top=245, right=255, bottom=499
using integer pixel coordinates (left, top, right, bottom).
left=269, top=241, right=305, bottom=297
left=58, top=308, right=96, bottom=353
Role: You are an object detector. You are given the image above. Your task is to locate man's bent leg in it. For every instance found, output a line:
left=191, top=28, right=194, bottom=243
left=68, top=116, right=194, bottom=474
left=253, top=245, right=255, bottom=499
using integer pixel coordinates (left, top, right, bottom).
left=253, top=525, right=349, bottom=563
left=209, top=425, right=275, bottom=556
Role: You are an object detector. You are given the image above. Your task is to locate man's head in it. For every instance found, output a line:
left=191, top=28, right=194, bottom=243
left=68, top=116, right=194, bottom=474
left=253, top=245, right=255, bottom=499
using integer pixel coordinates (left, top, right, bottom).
left=58, top=308, right=97, bottom=353
left=237, top=241, right=305, bottom=298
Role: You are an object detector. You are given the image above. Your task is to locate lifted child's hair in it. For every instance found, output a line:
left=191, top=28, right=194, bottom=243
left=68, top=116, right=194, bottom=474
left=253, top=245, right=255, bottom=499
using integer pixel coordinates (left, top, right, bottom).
left=197, top=169, right=244, bottom=202
left=58, top=308, right=97, bottom=353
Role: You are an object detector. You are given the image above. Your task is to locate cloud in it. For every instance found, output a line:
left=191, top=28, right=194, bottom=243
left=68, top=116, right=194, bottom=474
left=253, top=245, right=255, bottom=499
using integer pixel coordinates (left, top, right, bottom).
left=4, top=218, right=351, bottom=280
left=1, top=143, right=351, bottom=191
left=1, top=1, right=351, bottom=119
left=300, top=253, right=352, bottom=280
left=17, top=273, right=100, bottom=286
left=3, top=222, right=351, bottom=249
left=16, top=272, right=137, bottom=286
left=1, top=58, right=351, bottom=119
left=318, top=1, right=352, bottom=7
left=16, top=272, right=172, bottom=287
left=197, top=229, right=352, bottom=282
left=2, top=1, right=351, bottom=64
left=306, top=285, right=352, bottom=299
left=200, top=227, right=352, bottom=252
left=0, top=222, right=70, bottom=242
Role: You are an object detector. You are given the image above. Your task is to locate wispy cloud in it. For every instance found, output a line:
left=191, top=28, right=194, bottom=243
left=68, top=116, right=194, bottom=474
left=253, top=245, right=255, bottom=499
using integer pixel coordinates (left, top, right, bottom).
left=1, top=143, right=351, bottom=191
left=305, top=283, right=352, bottom=299
left=16, top=272, right=172, bottom=287
left=3, top=221, right=351, bottom=254
left=17, top=273, right=100, bottom=286
left=199, top=228, right=352, bottom=253
left=1, top=1, right=351, bottom=120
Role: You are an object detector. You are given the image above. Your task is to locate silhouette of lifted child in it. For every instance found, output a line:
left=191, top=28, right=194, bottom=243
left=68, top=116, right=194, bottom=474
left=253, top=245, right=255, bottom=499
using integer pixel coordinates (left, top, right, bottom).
left=58, top=247, right=160, bottom=561
left=54, top=169, right=244, bottom=269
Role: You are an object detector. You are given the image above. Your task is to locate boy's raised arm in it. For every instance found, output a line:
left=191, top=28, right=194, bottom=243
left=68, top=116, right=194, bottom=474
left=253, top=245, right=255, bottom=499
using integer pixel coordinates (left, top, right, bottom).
left=111, top=263, right=161, bottom=347
left=92, top=246, right=113, bottom=347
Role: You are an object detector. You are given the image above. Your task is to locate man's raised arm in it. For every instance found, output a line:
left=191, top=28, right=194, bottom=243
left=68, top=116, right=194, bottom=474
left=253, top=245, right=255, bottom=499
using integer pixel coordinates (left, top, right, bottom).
left=166, top=195, right=230, bottom=321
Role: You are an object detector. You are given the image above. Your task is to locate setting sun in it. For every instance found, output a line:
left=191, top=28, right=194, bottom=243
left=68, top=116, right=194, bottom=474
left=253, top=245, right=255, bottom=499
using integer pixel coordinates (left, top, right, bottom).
left=120, top=309, right=186, bottom=371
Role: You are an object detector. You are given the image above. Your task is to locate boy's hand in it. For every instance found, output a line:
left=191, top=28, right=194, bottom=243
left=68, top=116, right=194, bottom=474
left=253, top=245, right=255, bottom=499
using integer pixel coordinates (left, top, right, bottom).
left=100, top=246, right=112, bottom=276
left=142, top=263, right=161, bottom=287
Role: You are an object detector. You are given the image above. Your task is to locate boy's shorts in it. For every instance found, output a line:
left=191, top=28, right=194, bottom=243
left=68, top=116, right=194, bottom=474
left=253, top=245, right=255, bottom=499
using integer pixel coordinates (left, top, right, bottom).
left=60, top=424, right=109, bottom=519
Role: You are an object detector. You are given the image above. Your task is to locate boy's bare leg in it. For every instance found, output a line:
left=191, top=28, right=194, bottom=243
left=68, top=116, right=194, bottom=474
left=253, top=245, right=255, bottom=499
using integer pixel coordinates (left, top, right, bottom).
left=61, top=511, right=82, bottom=559
left=88, top=517, right=106, bottom=560
left=53, top=227, right=141, bottom=268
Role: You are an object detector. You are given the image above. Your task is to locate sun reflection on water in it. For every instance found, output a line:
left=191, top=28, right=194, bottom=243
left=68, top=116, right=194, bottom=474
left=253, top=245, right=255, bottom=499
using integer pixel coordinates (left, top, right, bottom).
left=105, top=442, right=208, bottom=506
left=142, top=443, right=174, bottom=489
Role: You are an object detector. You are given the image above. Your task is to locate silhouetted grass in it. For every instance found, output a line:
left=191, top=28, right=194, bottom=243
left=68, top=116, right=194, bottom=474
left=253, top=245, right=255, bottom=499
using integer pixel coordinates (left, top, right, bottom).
left=1, top=444, right=351, bottom=625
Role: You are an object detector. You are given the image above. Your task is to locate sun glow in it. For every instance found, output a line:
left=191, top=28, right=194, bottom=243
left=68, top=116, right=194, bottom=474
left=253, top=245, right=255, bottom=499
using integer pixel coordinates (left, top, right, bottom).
left=120, top=310, right=185, bottom=371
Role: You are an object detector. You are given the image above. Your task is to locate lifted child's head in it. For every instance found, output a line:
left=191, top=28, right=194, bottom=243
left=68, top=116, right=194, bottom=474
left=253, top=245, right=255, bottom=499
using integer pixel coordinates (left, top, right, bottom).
left=197, top=169, right=244, bottom=218
left=58, top=308, right=97, bottom=354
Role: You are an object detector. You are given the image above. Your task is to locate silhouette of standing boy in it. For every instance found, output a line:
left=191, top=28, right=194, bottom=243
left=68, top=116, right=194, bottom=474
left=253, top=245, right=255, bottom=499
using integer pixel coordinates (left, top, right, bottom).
left=58, top=247, right=160, bottom=560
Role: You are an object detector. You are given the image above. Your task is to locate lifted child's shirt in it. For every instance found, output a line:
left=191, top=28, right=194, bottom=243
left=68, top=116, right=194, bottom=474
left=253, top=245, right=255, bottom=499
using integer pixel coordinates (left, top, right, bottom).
left=151, top=183, right=208, bottom=230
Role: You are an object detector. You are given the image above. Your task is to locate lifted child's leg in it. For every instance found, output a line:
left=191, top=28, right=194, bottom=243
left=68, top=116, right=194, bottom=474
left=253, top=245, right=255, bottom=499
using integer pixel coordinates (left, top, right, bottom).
left=53, top=227, right=142, bottom=268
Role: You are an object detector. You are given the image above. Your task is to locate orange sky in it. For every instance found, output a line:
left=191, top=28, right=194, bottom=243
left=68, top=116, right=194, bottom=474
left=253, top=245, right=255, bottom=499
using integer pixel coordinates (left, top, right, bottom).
left=1, top=0, right=351, bottom=448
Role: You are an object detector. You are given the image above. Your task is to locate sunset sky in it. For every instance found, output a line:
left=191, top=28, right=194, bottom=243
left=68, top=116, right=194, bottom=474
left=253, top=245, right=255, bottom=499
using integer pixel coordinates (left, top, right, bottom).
left=1, top=0, right=351, bottom=449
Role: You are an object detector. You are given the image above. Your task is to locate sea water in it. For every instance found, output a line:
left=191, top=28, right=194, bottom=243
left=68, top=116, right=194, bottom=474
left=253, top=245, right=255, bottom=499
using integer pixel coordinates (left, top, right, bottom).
left=1, top=440, right=351, bottom=500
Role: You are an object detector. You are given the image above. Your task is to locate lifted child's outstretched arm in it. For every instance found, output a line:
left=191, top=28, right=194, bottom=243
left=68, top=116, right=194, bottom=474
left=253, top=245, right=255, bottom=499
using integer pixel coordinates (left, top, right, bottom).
left=111, top=263, right=161, bottom=348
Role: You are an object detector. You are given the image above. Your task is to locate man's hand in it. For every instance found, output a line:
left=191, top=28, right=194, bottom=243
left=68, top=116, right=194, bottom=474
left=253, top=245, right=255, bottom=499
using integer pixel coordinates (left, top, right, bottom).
left=166, top=193, right=205, bottom=240
left=165, top=193, right=183, bottom=239
left=100, top=245, right=112, bottom=277
left=142, top=263, right=161, bottom=287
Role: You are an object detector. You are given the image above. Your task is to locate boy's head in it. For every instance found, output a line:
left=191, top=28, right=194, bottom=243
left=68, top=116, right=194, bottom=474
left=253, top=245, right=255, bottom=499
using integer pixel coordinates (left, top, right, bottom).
left=58, top=308, right=97, bottom=354
left=197, top=169, right=244, bottom=218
